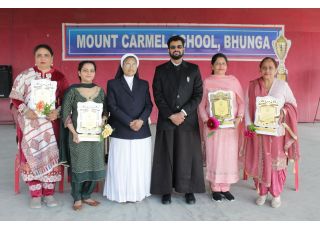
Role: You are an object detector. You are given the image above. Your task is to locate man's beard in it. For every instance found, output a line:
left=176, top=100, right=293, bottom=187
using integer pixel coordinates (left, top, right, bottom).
left=169, top=51, right=184, bottom=60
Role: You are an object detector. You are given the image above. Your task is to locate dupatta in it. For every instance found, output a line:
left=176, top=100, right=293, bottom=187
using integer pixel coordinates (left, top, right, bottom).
left=244, top=77, right=300, bottom=187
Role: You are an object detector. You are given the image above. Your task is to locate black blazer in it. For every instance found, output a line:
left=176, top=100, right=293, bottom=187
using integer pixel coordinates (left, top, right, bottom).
left=152, top=60, right=203, bottom=131
left=107, top=75, right=153, bottom=139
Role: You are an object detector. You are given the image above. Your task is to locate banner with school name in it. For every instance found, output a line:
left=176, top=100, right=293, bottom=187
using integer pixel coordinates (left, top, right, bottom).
left=62, top=23, right=283, bottom=61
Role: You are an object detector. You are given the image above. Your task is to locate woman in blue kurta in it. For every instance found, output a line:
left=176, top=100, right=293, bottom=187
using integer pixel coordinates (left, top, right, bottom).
left=103, top=53, right=153, bottom=202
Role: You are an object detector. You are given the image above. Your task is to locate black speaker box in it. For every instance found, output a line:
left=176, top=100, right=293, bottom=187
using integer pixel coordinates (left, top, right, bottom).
left=0, top=65, right=13, bottom=98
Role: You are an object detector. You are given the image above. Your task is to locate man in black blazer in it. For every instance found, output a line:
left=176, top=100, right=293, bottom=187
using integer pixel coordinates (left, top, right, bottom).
left=151, top=35, right=205, bottom=204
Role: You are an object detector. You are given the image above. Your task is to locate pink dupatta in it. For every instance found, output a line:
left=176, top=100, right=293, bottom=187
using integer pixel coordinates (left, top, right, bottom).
left=244, top=77, right=300, bottom=187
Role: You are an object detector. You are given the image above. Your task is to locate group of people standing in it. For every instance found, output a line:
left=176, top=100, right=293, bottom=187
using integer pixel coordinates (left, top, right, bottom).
left=9, top=35, right=299, bottom=211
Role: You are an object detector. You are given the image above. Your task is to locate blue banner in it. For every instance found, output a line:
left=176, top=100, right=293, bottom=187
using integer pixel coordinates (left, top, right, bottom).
left=63, top=24, right=283, bottom=60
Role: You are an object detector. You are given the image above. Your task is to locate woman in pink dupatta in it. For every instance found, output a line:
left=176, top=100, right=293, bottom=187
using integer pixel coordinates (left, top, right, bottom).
left=199, top=53, right=244, bottom=202
left=244, top=57, right=300, bottom=208
left=9, top=44, right=68, bottom=209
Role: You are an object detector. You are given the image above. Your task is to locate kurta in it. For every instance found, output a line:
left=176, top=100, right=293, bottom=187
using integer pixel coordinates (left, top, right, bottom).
left=198, top=75, right=245, bottom=185
left=9, top=66, right=68, bottom=182
left=244, top=77, right=300, bottom=187
left=61, top=86, right=105, bottom=183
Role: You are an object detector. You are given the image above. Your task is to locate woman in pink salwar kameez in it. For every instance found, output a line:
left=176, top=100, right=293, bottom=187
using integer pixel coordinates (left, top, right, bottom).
left=199, top=53, right=244, bottom=202
left=244, top=57, right=300, bottom=208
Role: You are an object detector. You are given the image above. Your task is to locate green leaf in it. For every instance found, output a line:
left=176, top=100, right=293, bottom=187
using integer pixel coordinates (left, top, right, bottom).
left=207, top=131, right=215, bottom=138
left=42, top=102, right=55, bottom=116
left=248, top=124, right=257, bottom=132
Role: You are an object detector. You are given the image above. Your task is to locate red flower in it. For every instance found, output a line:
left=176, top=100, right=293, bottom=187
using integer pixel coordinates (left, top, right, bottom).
left=207, top=117, right=220, bottom=138
left=244, top=124, right=256, bottom=138
left=244, top=130, right=256, bottom=138
left=207, top=117, right=220, bottom=130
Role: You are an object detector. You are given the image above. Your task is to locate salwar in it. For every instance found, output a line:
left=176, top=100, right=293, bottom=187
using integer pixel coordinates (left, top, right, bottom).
left=211, top=183, right=230, bottom=192
left=71, top=181, right=97, bottom=202
left=27, top=180, right=56, bottom=198
left=258, top=169, right=287, bottom=197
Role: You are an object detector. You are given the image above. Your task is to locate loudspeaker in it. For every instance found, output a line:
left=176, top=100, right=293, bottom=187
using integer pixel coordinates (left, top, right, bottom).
left=0, top=65, right=13, bottom=98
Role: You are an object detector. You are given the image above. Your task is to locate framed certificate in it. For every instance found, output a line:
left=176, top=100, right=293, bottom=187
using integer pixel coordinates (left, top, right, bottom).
left=76, top=101, right=103, bottom=142
left=254, top=96, right=283, bottom=136
left=208, top=90, right=235, bottom=128
left=29, top=79, right=57, bottom=117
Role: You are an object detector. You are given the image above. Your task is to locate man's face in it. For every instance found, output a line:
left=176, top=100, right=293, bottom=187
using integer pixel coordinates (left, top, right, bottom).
left=168, top=40, right=184, bottom=60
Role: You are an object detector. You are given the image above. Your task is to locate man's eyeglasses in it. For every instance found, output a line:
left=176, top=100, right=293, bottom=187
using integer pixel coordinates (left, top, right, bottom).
left=169, top=45, right=184, bottom=50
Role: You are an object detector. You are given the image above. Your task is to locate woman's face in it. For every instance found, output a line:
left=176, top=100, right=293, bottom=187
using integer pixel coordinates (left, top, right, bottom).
left=260, top=59, right=277, bottom=80
left=212, top=57, right=227, bottom=76
left=78, top=63, right=96, bottom=83
left=122, top=57, right=137, bottom=77
left=34, top=48, right=53, bottom=71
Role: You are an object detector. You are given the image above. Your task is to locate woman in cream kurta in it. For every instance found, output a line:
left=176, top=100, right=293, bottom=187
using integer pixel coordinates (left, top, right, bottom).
left=198, top=53, right=244, bottom=202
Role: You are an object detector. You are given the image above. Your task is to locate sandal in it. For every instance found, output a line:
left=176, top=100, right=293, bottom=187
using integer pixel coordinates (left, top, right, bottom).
left=82, top=199, right=100, bottom=206
left=73, top=201, right=82, bottom=211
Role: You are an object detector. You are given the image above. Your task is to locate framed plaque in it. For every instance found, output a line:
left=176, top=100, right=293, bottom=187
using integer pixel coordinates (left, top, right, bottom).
left=254, top=96, right=283, bottom=136
left=208, top=90, right=235, bottom=128
left=76, top=101, right=103, bottom=142
left=29, top=79, right=57, bottom=117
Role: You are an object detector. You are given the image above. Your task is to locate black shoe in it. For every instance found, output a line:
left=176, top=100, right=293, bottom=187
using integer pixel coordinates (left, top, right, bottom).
left=212, top=192, right=222, bottom=202
left=161, top=194, right=171, bottom=204
left=221, top=191, right=235, bottom=201
left=185, top=193, right=196, bottom=204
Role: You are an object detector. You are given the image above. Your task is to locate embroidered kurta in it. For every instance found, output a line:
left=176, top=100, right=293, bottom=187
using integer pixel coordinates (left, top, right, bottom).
left=198, top=75, right=244, bottom=185
left=9, top=67, right=68, bottom=182
left=61, top=87, right=105, bottom=183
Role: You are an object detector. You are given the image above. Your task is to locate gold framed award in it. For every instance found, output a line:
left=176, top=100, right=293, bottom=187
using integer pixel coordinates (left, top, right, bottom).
left=208, top=90, right=235, bottom=128
left=254, top=96, right=283, bottom=136
left=76, top=101, right=103, bottom=142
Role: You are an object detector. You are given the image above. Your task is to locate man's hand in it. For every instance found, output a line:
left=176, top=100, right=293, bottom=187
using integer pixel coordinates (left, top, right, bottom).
left=169, top=112, right=185, bottom=126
